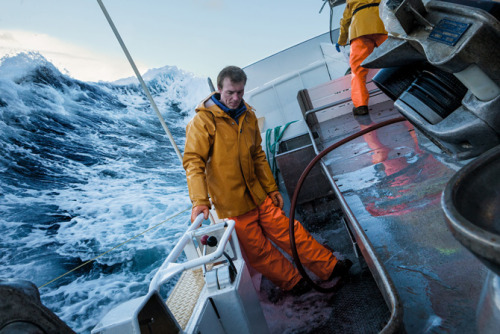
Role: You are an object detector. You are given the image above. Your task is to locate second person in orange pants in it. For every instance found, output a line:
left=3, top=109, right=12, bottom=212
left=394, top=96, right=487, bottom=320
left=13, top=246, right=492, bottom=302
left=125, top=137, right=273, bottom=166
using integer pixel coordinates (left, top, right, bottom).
left=336, top=0, right=388, bottom=115
left=350, top=34, right=388, bottom=111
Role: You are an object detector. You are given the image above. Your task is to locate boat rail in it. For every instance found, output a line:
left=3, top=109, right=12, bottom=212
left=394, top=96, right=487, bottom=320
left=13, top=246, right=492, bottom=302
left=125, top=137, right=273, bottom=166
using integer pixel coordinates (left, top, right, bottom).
left=93, top=216, right=269, bottom=334
left=149, top=216, right=237, bottom=292
left=303, top=88, right=382, bottom=121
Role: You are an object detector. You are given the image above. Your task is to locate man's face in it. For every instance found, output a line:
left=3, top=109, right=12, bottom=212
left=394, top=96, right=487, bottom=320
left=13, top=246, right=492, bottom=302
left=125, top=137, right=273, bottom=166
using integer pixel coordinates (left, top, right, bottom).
left=219, top=77, right=245, bottom=109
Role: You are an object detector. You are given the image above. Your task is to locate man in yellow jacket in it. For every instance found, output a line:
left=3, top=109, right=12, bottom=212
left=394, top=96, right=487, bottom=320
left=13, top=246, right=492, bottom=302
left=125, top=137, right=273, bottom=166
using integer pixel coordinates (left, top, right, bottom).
left=183, top=66, right=352, bottom=296
left=337, top=0, right=388, bottom=115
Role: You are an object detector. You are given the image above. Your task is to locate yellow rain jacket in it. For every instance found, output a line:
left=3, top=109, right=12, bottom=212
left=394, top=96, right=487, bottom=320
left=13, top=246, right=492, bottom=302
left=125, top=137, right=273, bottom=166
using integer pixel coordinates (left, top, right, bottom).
left=183, top=94, right=278, bottom=218
left=338, top=0, right=387, bottom=46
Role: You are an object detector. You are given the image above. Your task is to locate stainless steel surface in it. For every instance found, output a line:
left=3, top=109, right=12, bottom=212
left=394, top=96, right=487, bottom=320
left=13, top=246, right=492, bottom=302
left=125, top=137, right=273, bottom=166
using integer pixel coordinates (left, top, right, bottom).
left=364, top=0, right=500, bottom=159
left=476, top=272, right=500, bottom=333
left=442, top=144, right=500, bottom=276
left=393, top=0, right=430, bottom=35
left=368, top=0, right=500, bottom=79
left=394, top=94, right=500, bottom=159
left=302, top=81, right=404, bottom=333
left=318, top=159, right=404, bottom=334
left=307, top=97, right=489, bottom=332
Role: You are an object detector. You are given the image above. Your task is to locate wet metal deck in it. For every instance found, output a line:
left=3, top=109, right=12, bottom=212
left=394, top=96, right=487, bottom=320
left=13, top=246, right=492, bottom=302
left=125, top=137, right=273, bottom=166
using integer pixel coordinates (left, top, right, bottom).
left=305, top=80, right=489, bottom=332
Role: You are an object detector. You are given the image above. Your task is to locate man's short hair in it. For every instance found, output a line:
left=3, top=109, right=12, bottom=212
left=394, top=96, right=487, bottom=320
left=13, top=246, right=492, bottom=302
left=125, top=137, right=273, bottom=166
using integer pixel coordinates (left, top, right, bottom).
left=217, top=66, right=247, bottom=89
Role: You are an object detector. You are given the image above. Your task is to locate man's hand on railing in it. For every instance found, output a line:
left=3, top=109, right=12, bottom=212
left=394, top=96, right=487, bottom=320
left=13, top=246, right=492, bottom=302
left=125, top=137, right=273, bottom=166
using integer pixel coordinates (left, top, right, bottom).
left=191, top=205, right=210, bottom=223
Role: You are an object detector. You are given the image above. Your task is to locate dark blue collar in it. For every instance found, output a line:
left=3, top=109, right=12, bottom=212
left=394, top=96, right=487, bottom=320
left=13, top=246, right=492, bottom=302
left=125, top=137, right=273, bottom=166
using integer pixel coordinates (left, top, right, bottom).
left=211, top=94, right=247, bottom=124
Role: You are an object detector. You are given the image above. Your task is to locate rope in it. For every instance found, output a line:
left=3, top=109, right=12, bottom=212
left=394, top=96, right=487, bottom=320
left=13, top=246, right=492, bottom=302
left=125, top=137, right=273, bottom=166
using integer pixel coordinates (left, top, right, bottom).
left=329, top=1, right=336, bottom=45
left=265, top=120, right=297, bottom=181
left=319, top=0, right=340, bottom=45
left=38, top=206, right=191, bottom=289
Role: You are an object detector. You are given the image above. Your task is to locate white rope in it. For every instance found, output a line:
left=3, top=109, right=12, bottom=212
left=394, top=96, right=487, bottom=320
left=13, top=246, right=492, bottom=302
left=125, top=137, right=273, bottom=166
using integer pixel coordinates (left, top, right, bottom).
left=96, top=0, right=184, bottom=164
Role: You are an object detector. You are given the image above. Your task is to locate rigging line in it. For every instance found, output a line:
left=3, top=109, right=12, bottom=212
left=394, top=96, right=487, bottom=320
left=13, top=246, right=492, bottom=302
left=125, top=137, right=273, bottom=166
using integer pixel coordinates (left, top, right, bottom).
left=96, top=0, right=184, bottom=164
left=38, top=206, right=191, bottom=290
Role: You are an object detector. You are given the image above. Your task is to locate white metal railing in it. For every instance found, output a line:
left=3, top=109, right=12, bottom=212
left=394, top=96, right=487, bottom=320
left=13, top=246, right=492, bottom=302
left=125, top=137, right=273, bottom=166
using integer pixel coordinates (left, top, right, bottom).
left=148, top=215, right=236, bottom=292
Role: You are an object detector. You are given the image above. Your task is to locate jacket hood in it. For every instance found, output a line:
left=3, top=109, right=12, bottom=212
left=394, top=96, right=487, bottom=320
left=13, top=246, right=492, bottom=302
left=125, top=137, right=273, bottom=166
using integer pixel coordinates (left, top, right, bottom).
left=195, top=92, right=254, bottom=118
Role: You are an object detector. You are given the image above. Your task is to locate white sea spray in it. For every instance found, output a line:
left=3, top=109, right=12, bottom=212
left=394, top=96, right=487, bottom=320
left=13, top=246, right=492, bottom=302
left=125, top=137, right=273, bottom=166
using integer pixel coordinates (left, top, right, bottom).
left=0, top=52, right=209, bottom=333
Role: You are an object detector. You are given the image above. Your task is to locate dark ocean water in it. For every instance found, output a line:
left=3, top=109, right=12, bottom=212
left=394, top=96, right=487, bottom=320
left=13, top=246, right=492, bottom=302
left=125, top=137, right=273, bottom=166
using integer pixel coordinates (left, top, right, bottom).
left=0, top=53, right=209, bottom=333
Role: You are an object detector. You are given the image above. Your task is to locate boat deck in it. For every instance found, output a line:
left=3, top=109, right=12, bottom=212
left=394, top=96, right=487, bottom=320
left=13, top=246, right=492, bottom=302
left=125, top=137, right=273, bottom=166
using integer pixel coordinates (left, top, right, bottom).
left=298, top=74, right=489, bottom=333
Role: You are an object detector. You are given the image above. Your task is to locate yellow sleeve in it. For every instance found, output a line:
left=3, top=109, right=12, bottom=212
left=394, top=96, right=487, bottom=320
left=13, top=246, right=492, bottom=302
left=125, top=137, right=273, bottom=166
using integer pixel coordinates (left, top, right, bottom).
left=182, top=112, right=214, bottom=208
left=338, top=3, right=353, bottom=46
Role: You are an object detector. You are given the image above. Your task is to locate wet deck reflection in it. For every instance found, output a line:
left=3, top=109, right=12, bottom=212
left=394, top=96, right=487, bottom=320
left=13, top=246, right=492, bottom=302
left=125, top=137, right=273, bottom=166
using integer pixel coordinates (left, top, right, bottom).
left=312, top=95, right=488, bottom=332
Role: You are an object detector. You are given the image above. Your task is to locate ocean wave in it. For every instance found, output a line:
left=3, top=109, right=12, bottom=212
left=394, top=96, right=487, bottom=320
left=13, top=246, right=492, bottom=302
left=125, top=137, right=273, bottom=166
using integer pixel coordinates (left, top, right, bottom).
left=0, top=52, right=209, bottom=332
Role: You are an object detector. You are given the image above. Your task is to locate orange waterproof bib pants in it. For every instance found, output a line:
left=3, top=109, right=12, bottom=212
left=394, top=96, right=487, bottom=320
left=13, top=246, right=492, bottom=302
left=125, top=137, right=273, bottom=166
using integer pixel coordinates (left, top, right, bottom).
left=230, top=196, right=337, bottom=291
left=350, top=33, right=388, bottom=107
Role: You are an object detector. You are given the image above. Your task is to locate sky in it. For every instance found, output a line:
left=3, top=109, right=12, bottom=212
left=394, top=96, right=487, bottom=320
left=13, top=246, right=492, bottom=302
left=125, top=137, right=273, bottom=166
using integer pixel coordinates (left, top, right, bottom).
left=1, top=0, right=344, bottom=82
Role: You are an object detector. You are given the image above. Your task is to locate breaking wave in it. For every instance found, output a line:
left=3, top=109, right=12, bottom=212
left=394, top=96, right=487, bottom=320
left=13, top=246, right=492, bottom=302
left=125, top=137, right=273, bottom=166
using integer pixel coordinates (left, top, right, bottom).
left=0, top=52, right=208, bottom=333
